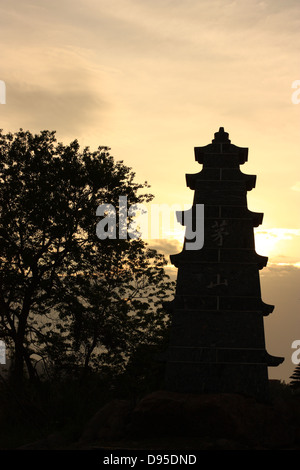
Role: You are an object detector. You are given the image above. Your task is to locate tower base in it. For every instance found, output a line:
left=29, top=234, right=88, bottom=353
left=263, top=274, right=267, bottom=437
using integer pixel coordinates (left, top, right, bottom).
left=165, top=360, right=270, bottom=402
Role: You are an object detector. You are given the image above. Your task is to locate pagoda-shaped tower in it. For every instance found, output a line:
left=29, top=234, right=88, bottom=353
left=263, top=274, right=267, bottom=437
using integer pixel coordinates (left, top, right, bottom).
left=165, top=127, right=284, bottom=400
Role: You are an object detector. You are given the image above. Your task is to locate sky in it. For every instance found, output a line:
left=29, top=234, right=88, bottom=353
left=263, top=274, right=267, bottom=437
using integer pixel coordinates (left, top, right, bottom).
left=1, top=0, right=300, bottom=383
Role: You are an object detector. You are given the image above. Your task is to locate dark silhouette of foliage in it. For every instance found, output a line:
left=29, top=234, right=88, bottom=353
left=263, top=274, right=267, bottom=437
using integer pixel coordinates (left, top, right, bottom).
left=0, top=129, right=173, bottom=386
left=290, top=363, right=300, bottom=389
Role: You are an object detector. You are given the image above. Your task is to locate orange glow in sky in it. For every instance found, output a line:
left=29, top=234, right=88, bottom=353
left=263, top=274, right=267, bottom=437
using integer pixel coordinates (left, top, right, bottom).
left=1, top=0, right=300, bottom=382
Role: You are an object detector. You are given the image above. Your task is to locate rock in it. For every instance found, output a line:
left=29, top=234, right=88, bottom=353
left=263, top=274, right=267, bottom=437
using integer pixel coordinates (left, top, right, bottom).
left=79, top=399, right=131, bottom=444
left=18, top=432, right=71, bottom=450
left=127, top=391, right=237, bottom=439
left=77, top=390, right=300, bottom=450
left=125, top=390, right=297, bottom=449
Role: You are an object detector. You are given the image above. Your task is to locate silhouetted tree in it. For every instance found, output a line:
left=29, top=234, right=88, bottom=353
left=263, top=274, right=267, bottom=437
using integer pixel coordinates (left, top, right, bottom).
left=290, top=363, right=300, bottom=390
left=40, top=238, right=171, bottom=382
left=0, top=129, right=173, bottom=385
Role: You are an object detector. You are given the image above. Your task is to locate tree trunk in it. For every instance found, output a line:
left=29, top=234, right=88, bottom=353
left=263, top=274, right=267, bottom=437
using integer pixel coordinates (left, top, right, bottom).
left=11, top=336, right=25, bottom=387
left=11, top=280, right=36, bottom=386
left=23, top=348, right=38, bottom=382
left=80, top=331, right=98, bottom=382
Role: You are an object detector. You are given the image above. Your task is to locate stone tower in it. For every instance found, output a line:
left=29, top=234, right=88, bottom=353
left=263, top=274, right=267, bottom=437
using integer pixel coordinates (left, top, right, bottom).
left=165, top=127, right=284, bottom=400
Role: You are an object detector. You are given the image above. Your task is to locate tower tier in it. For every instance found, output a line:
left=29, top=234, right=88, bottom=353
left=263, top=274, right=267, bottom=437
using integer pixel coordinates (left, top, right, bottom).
left=165, top=128, right=284, bottom=401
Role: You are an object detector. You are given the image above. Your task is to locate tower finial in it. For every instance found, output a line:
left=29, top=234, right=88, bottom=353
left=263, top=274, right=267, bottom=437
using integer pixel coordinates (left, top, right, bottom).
left=212, top=127, right=231, bottom=143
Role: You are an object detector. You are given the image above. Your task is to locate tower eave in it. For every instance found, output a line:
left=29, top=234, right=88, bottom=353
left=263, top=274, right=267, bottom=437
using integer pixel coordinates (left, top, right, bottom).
left=194, top=144, right=248, bottom=165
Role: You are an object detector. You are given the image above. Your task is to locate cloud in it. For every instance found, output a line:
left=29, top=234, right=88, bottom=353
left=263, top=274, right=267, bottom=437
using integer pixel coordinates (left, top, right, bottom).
left=260, top=263, right=300, bottom=382
left=257, top=228, right=300, bottom=238
left=0, top=0, right=299, bottom=388
left=147, top=238, right=182, bottom=257
left=1, top=46, right=110, bottom=138
left=6, top=78, right=106, bottom=136
left=254, top=228, right=300, bottom=262
left=148, top=239, right=300, bottom=384
left=1, top=0, right=299, bottom=146
left=291, top=182, right=300, bottom=191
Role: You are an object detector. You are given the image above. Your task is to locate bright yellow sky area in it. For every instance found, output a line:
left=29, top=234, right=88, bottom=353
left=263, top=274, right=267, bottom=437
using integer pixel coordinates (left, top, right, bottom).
left=1, top=0, right=300, bottom=382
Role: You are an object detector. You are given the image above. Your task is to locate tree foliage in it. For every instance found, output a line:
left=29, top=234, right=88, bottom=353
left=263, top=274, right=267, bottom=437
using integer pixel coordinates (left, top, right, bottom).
left=290, top=363, right=300, bottom=390
left=0, top=129, right=173, bottom=385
